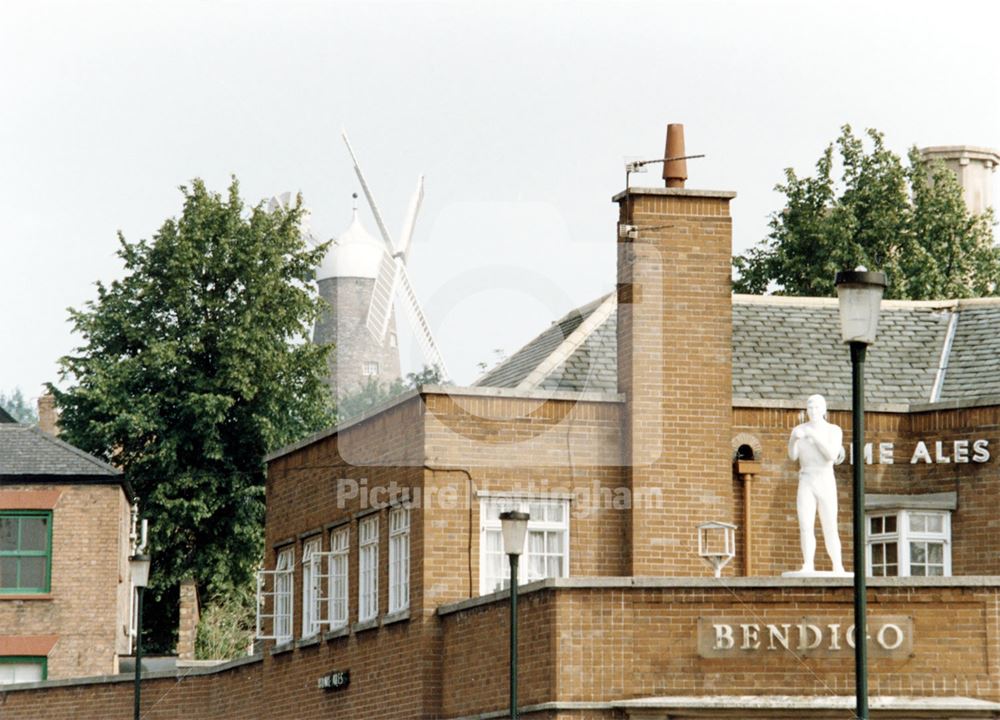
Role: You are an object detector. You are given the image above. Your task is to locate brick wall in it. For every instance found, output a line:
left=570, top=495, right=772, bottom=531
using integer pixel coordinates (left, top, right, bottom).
left=0, top=483, right=131, bottom=679
left=439, top=580, right=1000, bottom=717
left=733, top=403, right=1000, bottom=577
left=617, top=188, right=739, bottom=576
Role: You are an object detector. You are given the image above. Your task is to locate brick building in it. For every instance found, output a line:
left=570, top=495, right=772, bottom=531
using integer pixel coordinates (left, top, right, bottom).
left=0, top=418, right=135, bottom=682
left=4, top=127, right=1000, bottom=718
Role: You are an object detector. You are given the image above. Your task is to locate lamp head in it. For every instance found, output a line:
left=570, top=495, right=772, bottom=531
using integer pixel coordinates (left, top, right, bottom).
left=499, top=511, right=530, bottom=556
left=835, top=268, right=887, bottom=345
left=129, top=553, right=151, bottom=589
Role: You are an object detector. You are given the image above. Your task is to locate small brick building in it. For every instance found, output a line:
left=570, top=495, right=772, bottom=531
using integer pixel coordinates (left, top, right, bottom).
left=5, top=128, right=1000, bottom=718
left=0, top=420, right=135, bottom=682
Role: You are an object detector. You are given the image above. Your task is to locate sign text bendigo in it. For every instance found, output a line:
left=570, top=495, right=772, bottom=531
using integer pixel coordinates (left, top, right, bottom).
left=697, top=616, right=912, bottom=659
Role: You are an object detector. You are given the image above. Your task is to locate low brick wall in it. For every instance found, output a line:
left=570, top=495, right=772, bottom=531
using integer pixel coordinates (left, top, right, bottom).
left=5, top=579, right=1000, bottom=720
left=438, top=578, right=1000, bottom=719
left=0, top=656, right=262, bottom=720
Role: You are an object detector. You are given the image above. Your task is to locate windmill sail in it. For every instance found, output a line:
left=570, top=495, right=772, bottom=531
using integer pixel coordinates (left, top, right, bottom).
left=367, top=248, right=401, bottom=341
left=341, top=129, right=450, bottom=381
left=396, top=265, right=449, bottom=378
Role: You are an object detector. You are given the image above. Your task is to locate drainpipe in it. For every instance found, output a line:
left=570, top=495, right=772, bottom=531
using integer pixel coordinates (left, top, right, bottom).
left=735, top=460, right=760, bottom=576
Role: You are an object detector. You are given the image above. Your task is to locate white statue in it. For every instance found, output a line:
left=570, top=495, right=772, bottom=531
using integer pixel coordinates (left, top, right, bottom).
left=788, top=394, right=847, bottom=574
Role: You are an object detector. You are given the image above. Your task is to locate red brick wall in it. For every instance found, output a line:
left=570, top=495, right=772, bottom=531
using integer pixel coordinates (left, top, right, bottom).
left=0, top=483, right=131, bottom=679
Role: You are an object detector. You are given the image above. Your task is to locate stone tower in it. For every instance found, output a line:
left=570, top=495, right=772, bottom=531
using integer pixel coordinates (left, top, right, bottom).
left=919, top=145, right=1000, bottom=216
left=314, top=210, right=402, bottom=398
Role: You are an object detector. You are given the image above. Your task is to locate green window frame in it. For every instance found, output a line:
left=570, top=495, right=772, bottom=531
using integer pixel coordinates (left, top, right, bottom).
left=0, top=511, right=53, bottom=594
left=0, top=656, right=48, bottom=683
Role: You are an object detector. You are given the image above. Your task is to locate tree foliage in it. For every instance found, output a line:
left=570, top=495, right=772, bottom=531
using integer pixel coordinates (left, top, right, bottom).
left=0, top=388, right=37, bottom=424
left=336, top=365, right=445, bottom=422
left=51, top=178, right=332, bottom=651
left=195, top=585, right=256, bottom=660
left=733, top=125, right=1000, bottom=299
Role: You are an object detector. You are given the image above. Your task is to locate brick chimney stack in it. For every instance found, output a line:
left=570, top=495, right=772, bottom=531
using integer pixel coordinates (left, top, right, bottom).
left=616, top=123, right=738, bottom=576
left=37, top=393, right=59, bottom=436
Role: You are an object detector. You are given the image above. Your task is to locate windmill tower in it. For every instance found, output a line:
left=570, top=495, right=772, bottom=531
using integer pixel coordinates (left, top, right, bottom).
left=312, top=197, right=404, bottom=396
left=308, top=131, right=450, bottom=398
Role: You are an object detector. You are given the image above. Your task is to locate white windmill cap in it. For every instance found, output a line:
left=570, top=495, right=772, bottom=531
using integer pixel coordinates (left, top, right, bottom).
left=317, top=209, right=384, bottom=280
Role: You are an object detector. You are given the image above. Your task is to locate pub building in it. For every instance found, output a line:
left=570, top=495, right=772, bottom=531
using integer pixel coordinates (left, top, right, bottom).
left=6, top=125, right=1000, bottom=719
left=252, top=125, right=1000, bottom=719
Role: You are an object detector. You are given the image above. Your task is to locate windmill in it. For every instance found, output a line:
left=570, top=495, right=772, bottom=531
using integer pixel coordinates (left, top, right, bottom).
left=340, top=129, right=450, bottom=381
left=267, top=192, right=323, bottom=247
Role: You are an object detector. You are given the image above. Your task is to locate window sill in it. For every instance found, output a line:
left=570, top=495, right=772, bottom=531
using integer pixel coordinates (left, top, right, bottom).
left=352, top=618, right=379, bottom=634
left=297, top=635, right=320, bottom=650
left=0, top=593, right=53, bottom=601
left=324, top=625, right=349, bottom=642
left=381, top=609, right=410, bottom=626
left=269, top=641, right=295, bottom=656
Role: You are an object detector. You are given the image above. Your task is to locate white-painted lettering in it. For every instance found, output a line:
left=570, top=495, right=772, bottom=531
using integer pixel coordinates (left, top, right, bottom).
left=954, top=440, right=969, bottom=463
left=848, top=443, right=874, bottom=465
left=828, top=623, right=842, bottom=650
left=935, top=440, right=951, bottom=463
left=798, top=623, right=823, bottom=650
left=879, top=442, right=894, bottom=464
left=767, top=624, right=791, bottom=650
left=911, top=442, right=932, bottom=464
left=713, top=624, right=734, bottom=650
left=740, top=624, right=760, bottom=650
left=877, top=623, right=905, bottom=650
left=973, top=439, right=990, bottom=463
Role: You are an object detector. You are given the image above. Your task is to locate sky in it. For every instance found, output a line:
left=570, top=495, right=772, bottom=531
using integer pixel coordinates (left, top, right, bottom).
left=2, top=0, right=999, bottom=402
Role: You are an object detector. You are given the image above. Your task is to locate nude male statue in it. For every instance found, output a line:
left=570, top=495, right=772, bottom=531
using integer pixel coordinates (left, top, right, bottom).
left=788, top=394, right=846, bottom=574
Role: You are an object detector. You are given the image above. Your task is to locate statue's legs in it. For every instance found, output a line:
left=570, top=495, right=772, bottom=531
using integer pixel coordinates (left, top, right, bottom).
left=816, top=481, right=844, bottom=572
left=796, top=480, right=817, bottom=572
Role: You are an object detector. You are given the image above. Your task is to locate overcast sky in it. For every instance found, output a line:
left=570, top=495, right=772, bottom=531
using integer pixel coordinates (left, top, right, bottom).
left=2, top=0, right=998, bottom=401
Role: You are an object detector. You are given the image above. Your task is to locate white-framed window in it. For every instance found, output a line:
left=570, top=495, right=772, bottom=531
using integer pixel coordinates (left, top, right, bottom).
left=256, top=547, right=295, bottom=642
left=362, top=361, right=380, bottom=377
left=328, top=527, right=349, bottom=629
left=388, top=508, right=410, bottom=613
left=301, top=536, right=322, bottom=638
left=0, top=658, right=45, bottom=684
left=867, top=510, right=951, bottom=577
left=358, top=515, right=379, bottom=622
left=479, top=497, right=570, bottom=596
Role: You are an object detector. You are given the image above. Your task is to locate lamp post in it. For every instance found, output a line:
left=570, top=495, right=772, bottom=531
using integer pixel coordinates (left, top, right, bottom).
left=499, top=511, right=529, bottom=720
left=129, top=553, right=151, bottom=720
left=835, top=268, right=886, bottom=720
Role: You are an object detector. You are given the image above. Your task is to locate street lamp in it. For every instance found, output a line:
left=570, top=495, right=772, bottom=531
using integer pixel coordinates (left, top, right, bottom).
left=129, top=553, right=151, bottom=720
left=499, top=511, right=529, bottom=720
left=835, top=267, right=886, bottom=720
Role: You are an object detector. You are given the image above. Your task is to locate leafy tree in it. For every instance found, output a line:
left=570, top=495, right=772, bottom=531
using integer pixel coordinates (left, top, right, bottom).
left=195, top=585, right=256, bottom=660
left=0, top=388, right=37, bottom=424
left=51, top=178, right=332, bottom=651
left=733, top=125, right=1000, bottom=299
left=336, top=365, right=444, bottom=422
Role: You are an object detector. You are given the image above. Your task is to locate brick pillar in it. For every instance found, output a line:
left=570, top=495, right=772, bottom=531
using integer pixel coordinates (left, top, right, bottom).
left=177, top=578, right=200, bottom=660
left=615, top=186, right=737, bottom=576
left=37, top=393, right=58, bottom=435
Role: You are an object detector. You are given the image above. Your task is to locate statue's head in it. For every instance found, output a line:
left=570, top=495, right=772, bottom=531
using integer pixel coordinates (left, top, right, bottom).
left=806, top=394, right=827, bottom=421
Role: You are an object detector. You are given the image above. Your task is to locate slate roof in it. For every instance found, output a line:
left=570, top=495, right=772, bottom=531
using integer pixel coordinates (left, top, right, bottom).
left=0, top=406, right=15, bottom=423
left=0, top=424, right=121, bottom=477
left=476, top=295, right=610, bottom=389
left=475, top=294, right=1000, bottom=407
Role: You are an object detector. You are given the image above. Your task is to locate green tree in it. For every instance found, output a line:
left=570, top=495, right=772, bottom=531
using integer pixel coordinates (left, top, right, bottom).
left=51, top=178, right=332, bottom=651
left=733, top=125, right=1000, bottom=299
left=336, top=365, right=445, bottom=422
left=195, top=585, right=256, bottom=660
left=0, top=388, right=38, bottom=424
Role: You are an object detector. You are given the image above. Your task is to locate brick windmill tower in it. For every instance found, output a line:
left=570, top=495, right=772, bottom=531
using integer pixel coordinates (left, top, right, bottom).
left=310, top=131, right=450, bottom=398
